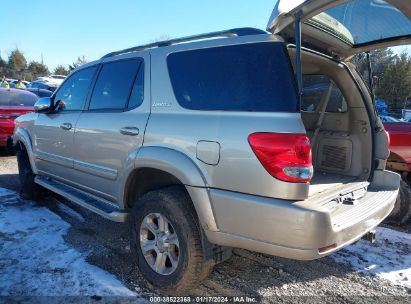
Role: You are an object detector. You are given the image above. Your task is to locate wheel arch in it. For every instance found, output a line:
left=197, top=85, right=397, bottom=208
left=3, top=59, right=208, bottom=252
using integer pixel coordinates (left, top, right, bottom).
left=123, top=146, right=218, bottom=231
left=13, top=128, right=38, bottom=174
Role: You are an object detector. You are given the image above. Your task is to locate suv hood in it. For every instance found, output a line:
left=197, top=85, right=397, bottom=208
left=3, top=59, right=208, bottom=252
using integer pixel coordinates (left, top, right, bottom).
left=267, top=0, right=411, bottom=59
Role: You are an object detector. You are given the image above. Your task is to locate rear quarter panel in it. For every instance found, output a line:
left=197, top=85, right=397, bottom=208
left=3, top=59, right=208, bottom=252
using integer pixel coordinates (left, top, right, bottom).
left=145, top=35, right=309, bottom=200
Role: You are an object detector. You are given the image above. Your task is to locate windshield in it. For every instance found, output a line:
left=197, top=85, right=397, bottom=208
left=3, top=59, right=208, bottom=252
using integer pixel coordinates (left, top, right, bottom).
left=307, top=0, right=411, bottom=46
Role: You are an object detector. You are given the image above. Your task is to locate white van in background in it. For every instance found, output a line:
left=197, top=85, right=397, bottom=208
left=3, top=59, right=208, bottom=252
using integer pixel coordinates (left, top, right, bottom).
left=36, top=75, right=66, bottom=86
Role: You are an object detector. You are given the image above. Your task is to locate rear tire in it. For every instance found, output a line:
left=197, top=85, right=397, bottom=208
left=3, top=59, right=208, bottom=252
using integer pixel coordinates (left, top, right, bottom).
left=386, top=177, right=411, bottom=225
left=129, top=186, right=213, bottom=295
left=16, top=149, right=42, bottom=199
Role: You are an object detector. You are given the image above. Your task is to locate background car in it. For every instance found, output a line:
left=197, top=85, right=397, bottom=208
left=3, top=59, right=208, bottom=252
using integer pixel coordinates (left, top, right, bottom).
left=6, top=79, right=17, bottom=88
left=383, top=119, right=411, bottom=224
left=36, top=75, right=66, bottom=86
left=7, top=80, right=30, bottom=88
left=24, top=87, right=53, bottom=98
left=0, top=88, right=38, bottom=149
left=380, top=115, right=401, bottom=123
left=27, top=81, right=58, bottom=92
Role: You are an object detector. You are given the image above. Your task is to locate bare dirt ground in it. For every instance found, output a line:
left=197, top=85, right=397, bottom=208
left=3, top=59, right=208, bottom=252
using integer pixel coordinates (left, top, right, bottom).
left=0, top=152, right=410, bottom=303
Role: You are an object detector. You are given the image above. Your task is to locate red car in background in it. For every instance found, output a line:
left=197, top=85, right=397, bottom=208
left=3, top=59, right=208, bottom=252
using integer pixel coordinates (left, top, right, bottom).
left=385, top=122, right=411, bottom=172
left=0, top=88, right=38, bottom=149
left=383, top=120, right=411, bottom=224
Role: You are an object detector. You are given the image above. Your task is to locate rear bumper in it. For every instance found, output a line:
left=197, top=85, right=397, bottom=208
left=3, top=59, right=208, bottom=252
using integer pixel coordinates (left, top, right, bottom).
left=206, top=170, right=399, bottom=260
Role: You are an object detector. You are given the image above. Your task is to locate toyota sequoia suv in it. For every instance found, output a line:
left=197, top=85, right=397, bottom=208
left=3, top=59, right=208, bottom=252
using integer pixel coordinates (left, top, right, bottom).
left=13, top=0, right=409, bottom=295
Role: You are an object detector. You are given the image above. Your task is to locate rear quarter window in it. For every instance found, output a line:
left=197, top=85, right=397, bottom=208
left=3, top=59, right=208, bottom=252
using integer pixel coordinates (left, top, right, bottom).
left=167, top=42, right=298, bottom=112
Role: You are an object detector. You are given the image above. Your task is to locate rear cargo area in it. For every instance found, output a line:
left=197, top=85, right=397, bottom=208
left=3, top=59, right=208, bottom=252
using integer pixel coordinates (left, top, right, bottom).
left=289, top=49, right=374, bottom=198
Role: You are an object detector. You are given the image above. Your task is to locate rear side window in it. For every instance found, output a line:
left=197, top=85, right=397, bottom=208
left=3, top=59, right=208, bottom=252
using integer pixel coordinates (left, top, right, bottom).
left=302, top=75, right=347, bottom=113
left=167, top=42, right=298, bottom=112
left=89, top=59, right=142, bottom=110
left=0, top=90, right=38, bottom=106
left=127, top=62, right=145, bottom=109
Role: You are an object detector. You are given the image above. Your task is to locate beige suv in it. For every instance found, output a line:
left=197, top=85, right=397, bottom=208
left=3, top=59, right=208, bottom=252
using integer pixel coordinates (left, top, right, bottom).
left=13, top=0, right=409, bottom=295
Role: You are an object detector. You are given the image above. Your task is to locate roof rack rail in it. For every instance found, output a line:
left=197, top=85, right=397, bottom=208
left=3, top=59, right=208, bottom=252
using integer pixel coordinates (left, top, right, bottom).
left=101, top=27, right=267, bottom=59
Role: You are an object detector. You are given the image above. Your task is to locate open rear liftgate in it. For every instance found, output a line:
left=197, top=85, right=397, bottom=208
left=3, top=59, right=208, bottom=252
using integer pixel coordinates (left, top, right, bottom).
left=292, top=12, right=378, bottom=243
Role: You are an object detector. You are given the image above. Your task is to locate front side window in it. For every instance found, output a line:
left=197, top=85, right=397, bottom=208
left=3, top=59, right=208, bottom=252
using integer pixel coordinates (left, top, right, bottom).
left=89, top=59, right=142, bottom=110
left=302, top=75, right=348, bottom=113
left=167, top=42, right=298, bottom=112
left=53, top=66, right=96, bottom=111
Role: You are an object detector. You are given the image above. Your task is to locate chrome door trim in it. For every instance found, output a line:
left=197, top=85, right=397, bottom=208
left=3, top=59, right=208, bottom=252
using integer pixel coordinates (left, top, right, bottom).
left=73, top=159, right=118, bottom=180
left=35, top=151, right=73, bottom=168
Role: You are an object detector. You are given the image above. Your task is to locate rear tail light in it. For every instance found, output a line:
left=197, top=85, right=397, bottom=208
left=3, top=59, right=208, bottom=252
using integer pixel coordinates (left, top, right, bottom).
left=248, top=132, right=313, bottom=183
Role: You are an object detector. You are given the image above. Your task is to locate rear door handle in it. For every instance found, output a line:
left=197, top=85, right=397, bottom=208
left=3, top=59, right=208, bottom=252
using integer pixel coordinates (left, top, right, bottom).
left=60, top=123, right=72, bottom=130
left=120, top=127, right=139, bottom=136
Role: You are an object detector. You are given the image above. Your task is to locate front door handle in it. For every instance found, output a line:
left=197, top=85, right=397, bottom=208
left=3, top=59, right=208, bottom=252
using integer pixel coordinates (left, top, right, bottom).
left=120, top=127, right=139, bottom=136
left=60, top=123, right=72, bottom=131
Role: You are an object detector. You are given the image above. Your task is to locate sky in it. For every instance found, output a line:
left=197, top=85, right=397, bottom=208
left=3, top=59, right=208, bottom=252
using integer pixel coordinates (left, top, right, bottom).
left=0, top=0, right=409, bottom=72
left=0, top=0, right=276, bottom=70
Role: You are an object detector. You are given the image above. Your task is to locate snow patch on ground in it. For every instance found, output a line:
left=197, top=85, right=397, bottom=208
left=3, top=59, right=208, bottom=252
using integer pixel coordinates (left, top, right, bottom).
left=332, top=226, right=411, bottom=288
left=0, top=187, right=136, bottom=297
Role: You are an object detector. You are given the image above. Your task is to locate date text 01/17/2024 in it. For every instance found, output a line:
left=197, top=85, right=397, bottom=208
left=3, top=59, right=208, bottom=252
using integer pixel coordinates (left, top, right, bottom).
left=149, top=296, right=257, bottom=303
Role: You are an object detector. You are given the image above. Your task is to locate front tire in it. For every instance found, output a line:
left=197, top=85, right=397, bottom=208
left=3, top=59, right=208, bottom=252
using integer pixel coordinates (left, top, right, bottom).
left=16, top=149, right=41, bottom=199
left=129, top=186, right=213, bottom=295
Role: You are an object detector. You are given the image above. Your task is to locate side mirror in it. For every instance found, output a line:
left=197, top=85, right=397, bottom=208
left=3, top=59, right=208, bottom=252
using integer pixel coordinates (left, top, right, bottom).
left=34, top=97, right=53, bottom=113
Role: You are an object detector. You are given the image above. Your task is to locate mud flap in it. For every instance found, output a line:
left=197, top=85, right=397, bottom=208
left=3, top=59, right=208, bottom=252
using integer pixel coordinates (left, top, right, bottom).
left=200, top=228, right=232, bottom=264
left=362, top=229, right=376, bottom=243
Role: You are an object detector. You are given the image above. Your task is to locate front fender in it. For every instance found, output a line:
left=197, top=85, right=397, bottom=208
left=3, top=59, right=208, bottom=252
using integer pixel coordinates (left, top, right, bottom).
left=13, top=128, right=38, bottom=174
left=134, top=146, right=219, bottom=231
